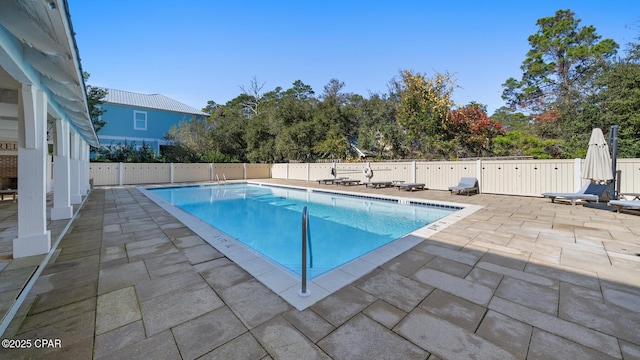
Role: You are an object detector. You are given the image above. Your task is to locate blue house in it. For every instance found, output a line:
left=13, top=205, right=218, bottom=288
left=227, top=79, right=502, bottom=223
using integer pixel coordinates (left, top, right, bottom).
left=97, top=89, right=206, bottom=156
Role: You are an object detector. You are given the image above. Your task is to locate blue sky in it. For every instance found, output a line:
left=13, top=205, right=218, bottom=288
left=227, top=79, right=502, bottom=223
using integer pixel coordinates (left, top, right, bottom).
left=68, top=1, right=639, bottom=114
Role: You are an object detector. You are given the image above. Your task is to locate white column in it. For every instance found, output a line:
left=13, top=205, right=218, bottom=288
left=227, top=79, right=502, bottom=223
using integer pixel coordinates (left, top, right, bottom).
left=85, top=142, right=91, bottom=192
left=51, top=119, right=73, bottom=220
left=46, top=153, right=52, bottom=193
left=13, top=84, right=51, bottom=258
left=79, top=140, right=90, bottom=195
left=70, top=132, right=82, bottom=204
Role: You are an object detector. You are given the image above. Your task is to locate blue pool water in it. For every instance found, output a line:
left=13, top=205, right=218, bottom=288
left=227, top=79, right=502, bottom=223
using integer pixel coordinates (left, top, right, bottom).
left=150, top=184, right=457, bottom=278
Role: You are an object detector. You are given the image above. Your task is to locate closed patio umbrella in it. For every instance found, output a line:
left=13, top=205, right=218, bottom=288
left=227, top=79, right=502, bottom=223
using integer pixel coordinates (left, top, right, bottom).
left=581, top=128, right=613, bottom=183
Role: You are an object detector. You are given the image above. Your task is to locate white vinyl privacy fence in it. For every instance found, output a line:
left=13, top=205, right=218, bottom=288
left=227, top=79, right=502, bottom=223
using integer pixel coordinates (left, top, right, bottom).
left=90, top=163, right=270, bottom=186
left=89, top=159, right=640, bottom=197
left=271, top=159, right=640, bottom=197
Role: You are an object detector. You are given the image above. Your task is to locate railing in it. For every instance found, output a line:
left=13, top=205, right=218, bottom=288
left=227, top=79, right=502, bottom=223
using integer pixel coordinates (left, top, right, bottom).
left=298, top=206, right=312, bottom=297
left=215, top=174, right=227, bottom=184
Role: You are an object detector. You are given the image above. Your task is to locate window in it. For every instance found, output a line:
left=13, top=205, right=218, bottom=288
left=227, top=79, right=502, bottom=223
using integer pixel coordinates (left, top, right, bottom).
left=133, top=111, right=147, bottom=130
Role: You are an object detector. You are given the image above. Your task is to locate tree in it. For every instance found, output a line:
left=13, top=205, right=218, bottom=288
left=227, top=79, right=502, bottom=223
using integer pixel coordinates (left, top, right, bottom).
left=492, top=130, right=564, bottom=159
left=321, top=78, right=348, bottom=103
left=531, top=109, right=561, bottom=139
left=202, top=100, right=219, bottom=115
left=356, top=93, right=399, bottom=158
left=313, top=131, right=350, bottom=160
left=315, top=79, right=355, bottom=140
left=625, top=19, right=640, bottom=62
left=270, top=81, right=316, bottom=162
left=245, top=115, right=276, bottom=162
left=392, top=70, right=456, bottom=158
left=207, top=100, right=248, bottom=162
left=239, top=76, right=265, bottom=117
left=83, top=72, right=108, bottom=133
left=277, top=121, right=319, bottom=161
left=583, top=24, right=640, bottom=158
left=596, top=61, right=640, bottom=157
left=491, top=107, right=532, bottom=132
left=446, top=103, right=505, bottom=158
left=503, top=9, right=619, bottom=110
left=502, top=9, right=618, bottom=125
left=164, top=116, right=217, bottom=162
left=95, top=140, right=158, bottom=162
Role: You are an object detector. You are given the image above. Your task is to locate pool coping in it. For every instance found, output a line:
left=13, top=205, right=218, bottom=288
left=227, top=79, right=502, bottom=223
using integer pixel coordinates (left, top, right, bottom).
left=138, top=181, right=482, bottom=310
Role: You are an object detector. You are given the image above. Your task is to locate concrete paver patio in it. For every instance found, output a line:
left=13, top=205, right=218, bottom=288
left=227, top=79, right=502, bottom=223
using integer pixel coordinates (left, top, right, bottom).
left=0, top=178, right=639, bottom=359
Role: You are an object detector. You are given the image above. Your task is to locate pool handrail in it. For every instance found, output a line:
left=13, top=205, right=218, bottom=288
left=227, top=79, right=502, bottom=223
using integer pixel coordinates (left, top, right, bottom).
left=215, top=174, right=228, bottom=184
left=299, top=206, right=311, bottom=297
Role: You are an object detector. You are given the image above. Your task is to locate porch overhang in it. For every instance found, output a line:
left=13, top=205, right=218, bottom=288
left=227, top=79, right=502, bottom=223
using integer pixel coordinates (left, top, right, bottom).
left=0, top=0, right=98, bottom=146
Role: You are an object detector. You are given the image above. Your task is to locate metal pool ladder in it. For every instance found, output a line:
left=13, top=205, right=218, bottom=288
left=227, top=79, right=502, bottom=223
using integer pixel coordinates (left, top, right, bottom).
left=215, top=174, right=227, bottom=184
left=299, top=206, right=313, bottom=297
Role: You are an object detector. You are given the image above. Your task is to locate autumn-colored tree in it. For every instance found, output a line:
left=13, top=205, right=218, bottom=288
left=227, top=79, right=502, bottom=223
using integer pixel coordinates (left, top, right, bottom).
left=531, top=109, right=560, bottom=139
left=446, top=104, right=505, bottom=158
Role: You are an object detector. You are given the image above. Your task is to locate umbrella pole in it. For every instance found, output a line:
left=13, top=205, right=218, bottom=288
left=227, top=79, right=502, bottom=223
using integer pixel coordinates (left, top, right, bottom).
left=609, top=125, right=619, bottom=200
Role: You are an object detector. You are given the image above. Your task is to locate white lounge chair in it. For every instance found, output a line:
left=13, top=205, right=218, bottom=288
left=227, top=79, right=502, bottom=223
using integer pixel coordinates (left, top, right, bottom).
left=542, top=183, right=608, bottom=207
left=449, top=177, right=479, bottom=196
left=608, top=200, right=640, bottom=213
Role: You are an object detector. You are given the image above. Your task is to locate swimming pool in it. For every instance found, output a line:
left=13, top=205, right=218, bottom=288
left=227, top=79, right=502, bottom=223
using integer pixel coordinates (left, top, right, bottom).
left=140, top=181, right=479, bottom=310
left=149, top=183, right=457, bottom=278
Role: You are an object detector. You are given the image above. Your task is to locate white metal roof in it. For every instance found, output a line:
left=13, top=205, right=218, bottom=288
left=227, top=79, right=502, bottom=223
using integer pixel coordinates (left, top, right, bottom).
left=104, top=89, right=205, bottom=115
